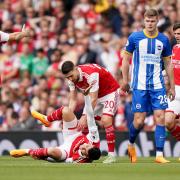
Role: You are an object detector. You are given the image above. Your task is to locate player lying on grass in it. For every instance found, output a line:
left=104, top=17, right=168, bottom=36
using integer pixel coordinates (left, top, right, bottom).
left=10, top=96, right=101, bottom=163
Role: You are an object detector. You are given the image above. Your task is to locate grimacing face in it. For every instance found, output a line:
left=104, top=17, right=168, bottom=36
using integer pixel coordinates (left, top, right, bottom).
left=144, top=16, right=158, bottom=33
left=79, top=143, right=93, bottom=157
left=64, top=68, right=79, bottom=83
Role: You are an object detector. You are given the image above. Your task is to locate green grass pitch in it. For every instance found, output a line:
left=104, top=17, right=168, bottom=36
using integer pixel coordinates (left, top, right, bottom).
left=0, top=156, right=179, bottom=180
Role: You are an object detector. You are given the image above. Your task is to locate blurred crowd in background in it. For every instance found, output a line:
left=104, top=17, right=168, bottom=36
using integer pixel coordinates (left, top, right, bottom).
left=0, top=0, right=179, bottom=132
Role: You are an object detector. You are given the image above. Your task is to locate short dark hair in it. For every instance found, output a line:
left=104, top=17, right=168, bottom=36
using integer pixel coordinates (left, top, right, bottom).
left=61, top=61, right=75, bottom=74
left=173, top=23, right=180, bottom=31
left=144, top=9, right=159, bottom=18
left=88, top=147, right=101, bottom=161
left=36, top=48, right=44, bottom=53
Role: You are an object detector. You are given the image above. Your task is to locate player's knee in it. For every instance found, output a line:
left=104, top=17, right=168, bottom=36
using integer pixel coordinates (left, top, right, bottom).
left=62, top=106, right=71, bottom=115
left=101, top=116, right=113, bottom=127
left=134, top=116, right=144, bottom=128
left=62, top=106, right=75, bottom=122
left=135, top=121, right=144, bottom=129
left=165, top=119, right=175, bottom=130
left=48, top=147, right=62, bottom=160
left=154, top=112, right=165, bottom=125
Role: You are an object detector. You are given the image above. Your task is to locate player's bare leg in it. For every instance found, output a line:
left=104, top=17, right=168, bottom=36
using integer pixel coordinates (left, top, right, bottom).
left=10, top=147, right=63, bottom=161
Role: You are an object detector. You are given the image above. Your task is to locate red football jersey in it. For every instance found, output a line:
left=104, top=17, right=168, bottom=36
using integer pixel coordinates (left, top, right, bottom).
left=68, top=64, right=120, bottom=98
left=69, top=135, right=99, bottom=163
left=172, top=44, right=180, bottom=85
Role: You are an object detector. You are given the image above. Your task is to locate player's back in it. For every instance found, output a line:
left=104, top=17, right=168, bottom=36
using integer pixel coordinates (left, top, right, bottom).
left=77, top=64, right=120, bottom=97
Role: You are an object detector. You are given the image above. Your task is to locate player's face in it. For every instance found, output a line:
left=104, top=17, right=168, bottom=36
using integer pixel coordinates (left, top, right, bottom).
left=79, top=143, right=93, bottom=157
left=64, top=68, right=79, bottom=83
left=144, top=16, right=158, bottom=33
left=174, top=28, right=180, bottom=44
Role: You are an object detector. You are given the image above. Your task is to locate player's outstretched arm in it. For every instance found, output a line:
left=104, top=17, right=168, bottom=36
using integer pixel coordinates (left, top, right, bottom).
left=85, top=95, right=99, bottom=143
left=121, top=51, right=131, bottom=93
left=8, top=24, right=31, bottom=41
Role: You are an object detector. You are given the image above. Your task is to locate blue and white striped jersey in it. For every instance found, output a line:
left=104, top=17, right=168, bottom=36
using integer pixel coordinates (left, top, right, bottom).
left=124, top=30, right=172, bottom=90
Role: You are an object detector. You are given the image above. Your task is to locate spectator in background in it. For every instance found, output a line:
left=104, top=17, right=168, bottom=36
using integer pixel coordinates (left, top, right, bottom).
left=10, top=107, right=39, bottom=131
left=0, top=45, right=20, bottom=82
left=19, top=43, right=34, bottom=77
left=99, top=31, right=120, bottom=77
left=31, top=48, right=49, bottom=79
left=76, top=41, right=97, bottom=65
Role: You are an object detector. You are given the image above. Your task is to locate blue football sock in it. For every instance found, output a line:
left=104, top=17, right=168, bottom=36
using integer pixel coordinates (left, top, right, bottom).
left=129, top=123, right=141, bottom=144
left=155, top=125, right=166, bottom=152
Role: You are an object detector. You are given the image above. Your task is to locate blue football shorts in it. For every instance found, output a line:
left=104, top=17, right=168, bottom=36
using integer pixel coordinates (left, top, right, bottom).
left=132, top=88, right=168, bottom=112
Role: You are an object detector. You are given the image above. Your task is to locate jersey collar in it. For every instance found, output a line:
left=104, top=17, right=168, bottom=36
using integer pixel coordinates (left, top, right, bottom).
left=143, top=29, right=158, bottom=38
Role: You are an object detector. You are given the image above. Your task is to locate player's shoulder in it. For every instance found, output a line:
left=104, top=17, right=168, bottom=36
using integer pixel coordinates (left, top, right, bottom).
left=128, top=31, right=145, bottom=43
left=78, top=64, right=102, bottom=72
left=173, top=44, right=180, bottom=49
left=157, top=32, right=169, bottom=42
left=129, top=31, right=144, bottom=38
left=78, top=64, right=92, bottom=69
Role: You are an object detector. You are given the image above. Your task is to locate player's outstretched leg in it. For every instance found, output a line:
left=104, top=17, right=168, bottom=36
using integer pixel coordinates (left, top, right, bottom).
left=10, top=148, right=49, bottom=159
left=31, top=106, right=64, bottom=127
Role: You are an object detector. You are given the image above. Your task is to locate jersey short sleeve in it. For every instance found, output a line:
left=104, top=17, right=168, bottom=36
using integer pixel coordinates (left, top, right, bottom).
left=162, top=36, right=172, bottom=58
left=125, top=33, right=135, bottom=54
left=88, top=72, right=99, bottom=93
left=0, top=31, right=10, bottom=42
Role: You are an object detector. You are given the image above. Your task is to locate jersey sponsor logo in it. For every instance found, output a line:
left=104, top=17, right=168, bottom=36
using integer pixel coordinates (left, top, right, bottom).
left=140, top=54, right=161, bottom=64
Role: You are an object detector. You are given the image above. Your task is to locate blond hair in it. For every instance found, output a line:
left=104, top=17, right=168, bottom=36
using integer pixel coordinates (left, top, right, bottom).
left=144, top=9, right=159, bottom=18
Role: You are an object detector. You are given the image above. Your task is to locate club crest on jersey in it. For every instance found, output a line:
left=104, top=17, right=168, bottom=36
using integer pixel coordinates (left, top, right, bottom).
left=136, top=104, right=141, bottom=109
left=157, top=45, right=162, bottom=50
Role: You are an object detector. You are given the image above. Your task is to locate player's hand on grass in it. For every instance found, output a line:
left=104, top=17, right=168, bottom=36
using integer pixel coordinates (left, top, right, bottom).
left=77, top=115, right=87, bottom=131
